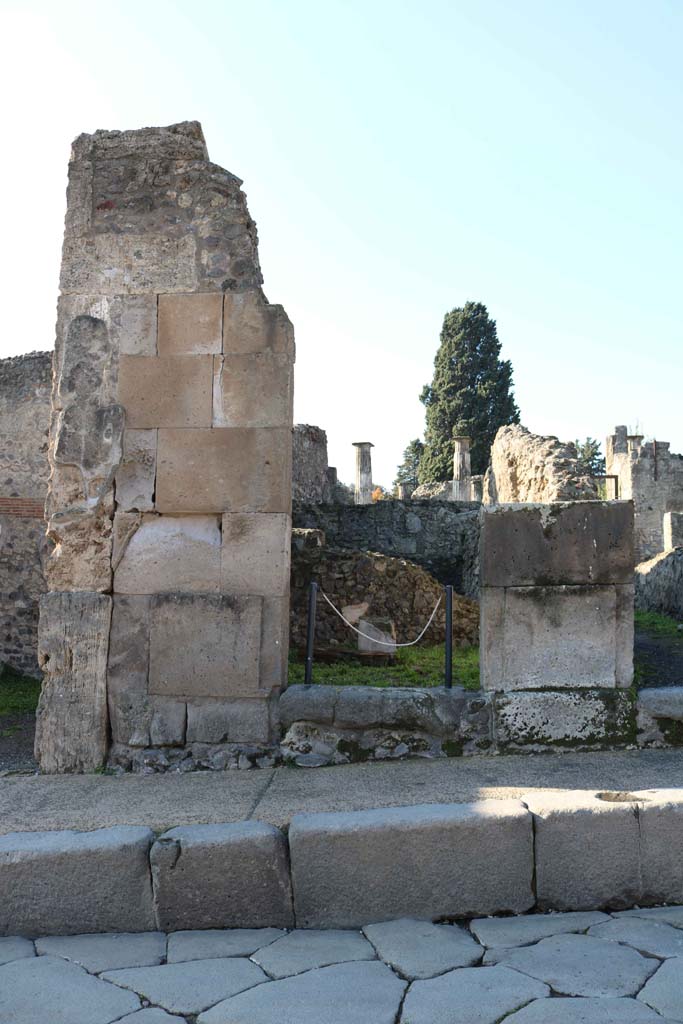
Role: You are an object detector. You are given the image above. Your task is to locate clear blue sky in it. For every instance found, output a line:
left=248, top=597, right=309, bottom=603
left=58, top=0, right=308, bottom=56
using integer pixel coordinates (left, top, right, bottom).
left=2, top=0, right=681, bottom=486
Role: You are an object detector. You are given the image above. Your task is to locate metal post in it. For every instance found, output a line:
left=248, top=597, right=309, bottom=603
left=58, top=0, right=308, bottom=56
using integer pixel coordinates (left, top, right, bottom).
left=444, top=585, right=453, bottom=689
left=304, top=582, right=318, bottom=685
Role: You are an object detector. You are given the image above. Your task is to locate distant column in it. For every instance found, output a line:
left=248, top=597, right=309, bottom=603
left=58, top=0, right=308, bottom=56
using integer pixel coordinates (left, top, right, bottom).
left=452, top=436, right=472, bottom=501
left=353, top=442, right=374, bottom=505
left=397, top=483, right=411, bottom=500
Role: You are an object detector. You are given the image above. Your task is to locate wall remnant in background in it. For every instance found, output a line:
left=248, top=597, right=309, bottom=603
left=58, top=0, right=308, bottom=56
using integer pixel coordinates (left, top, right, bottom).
left=484, top=424, right=598, bottom=504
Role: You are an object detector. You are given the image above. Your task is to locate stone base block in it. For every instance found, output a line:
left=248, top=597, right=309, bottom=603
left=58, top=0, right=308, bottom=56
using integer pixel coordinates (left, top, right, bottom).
left=494, top=690, right=635, bottom=752
left=288, top=800, right=534, bottom=928
left=637, top=687, right=683, bottom=747
left=150, top=822, right=293, bottom=930
left=638, top=789, right=683, bottom=905
left=0, top=827, right=155, bottom=936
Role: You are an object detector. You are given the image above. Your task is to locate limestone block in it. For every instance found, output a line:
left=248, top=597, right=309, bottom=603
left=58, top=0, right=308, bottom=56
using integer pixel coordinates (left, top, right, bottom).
left=118, top=355, right=213, bottom=429
left=60, top=233, right=198, bottom=295
left=114, top=514, right=221, bottom=594
left=523, top=792, right=642, bottom=911
left=35, top=591, right=112, bottom=773
left=158, top=293, right=223, bottom=355
left=480, top=585, right=621, bottom=690
left=638, top=686, right=683, bottom=721
left=637, top=789, right=683, bottom=905
left=156, top=428, right=291, bottom=513
left=148, top=594, right=262, bottom=698
left=115, top=430, right=157, bottom=511
left=259, top=596, right=290, bottom=692
left=0, top=826, right=155, bottom=935
left=45, top=506, right=114, bottom=592
left=212, top=353, right=293, bottom=428
left=186, top=699, right=272, bottom=744
left=149, top=699, right=187, bottom=746
left=279, top=685, right=341, bottom=729
left=111, top=295, right=158, bottom=356
left=664, top=510, right=683, bottom=549
left=150, top=822, right=294, bottom=930
left=358, top=618, right=397, bottom=654
left=615, top=583, right=635, bottom=687
left=220, top=513, right=290, bottom=596
left=223, top=291, right=295, bottom=357
left=494, top=691, right=634, bottom=751
left=480, top=502, right=634, bottom=587
left=107, top=595, right=152, bottom=747
left=289, top=800, right=534, bottom=927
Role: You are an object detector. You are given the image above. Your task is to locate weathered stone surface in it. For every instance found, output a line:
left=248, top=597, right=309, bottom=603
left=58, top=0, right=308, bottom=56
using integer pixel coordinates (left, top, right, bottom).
left=481, top=584, right=625, bottom=690
left=150, top=822, right=293, bottom=931
left=198, top=960, right=405, bottom=1024
left=119, top=355, right=213, bottom=429
left=115, top=430, right=157, bottom=511
left=116, top=1011, right=185, bottom=1024
left=363, top=918, right=481, bottom=979
left=149, top=699, right=187, bottom=746
left=110, top=295, right=157, bottom=356
left=358, top=618, right=397, bottom=654
left=167, top=928, right=284, bottom=963
left=588, top=916, right=683, bottom=958
left=279, top=685, right=340, bottom=728
left=35, top=932, right=166, bottom=972
left=664, top=511, right=683, bottom=550
left=480, top=501, right=634, bottom=587
left=523, top=792, right=641, bottom=911
left=494, top=690, right=634, bottom=750
left=0, top=826, right=155, bottom=935
left=148, top=594, right=262, bottom=698
left=289, top=800, right=534, bottom=928
left=636, top=547, right=683, bottom=620
left=638, top=688, right=683, bottom=721
left=616, top=906, right=683, bottom=927
left=155, top=427, right=291, bottom=513
left=102, top=958, right=266, bottom=1016
left=114, top=514, right=221, bottom=593
left=221, top=513, right=290, bottom=596
left=157, top=293, right=223, bottom=355
left=292, top=424, right=333, bottom=504
left=638, top=958, right=683, bottom=1020
left=484, top=425, right=599, bottom=504
left=0, top=955, right=141, bottom=1024
left=222, top=291, right=294, bottom=357
left=186, top=700, right=272, bottom=744
left=493, top=933, right=657, bottom=997
left=107, top=595, right=151, bottom=746
left=639, top=789, right=683, bottom=906
left=0, top=936, right=34, bottom=965
left=505, top=997, right=667, bottom=1022
left=61, top=233, right=199, bottom=295
left=400, top=964, right=549, bottom=1024
left=469, top=911, right=609, bottom=948
left=213, top=353, right=293, bottom=429
left=35, top=591, right=112, bottom=773
left=252, top=929, right=375, bottom=979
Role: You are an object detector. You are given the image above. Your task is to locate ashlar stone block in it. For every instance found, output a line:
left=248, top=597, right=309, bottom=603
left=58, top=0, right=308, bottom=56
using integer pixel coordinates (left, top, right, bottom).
left=156, top=428, right=291, bottom=513
left=115, top=429, right=157, bottom=511
left=223, top=291, right=294, bottom=356
left=110, top=294, right=158, bottom=356
left=186, top=698, right=273, bottom=744
left=221, top=513, right=290, bottom=596
left=114, top=514, right=221, bottom=594
left=118, top=355, right=212, bottom=428
left=157, top=293, right=223, bottom=355
left=148, top=593, right=262, bottom=698
left=107, top=595, right=152, bottom=747
left=213, top=353, right=293, bottom=428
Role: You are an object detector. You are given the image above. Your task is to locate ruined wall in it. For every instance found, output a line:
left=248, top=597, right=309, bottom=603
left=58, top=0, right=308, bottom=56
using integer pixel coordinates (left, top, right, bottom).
left=606, top=426, right=683, bottom=562
left=293, top=499, right=481, bottom=597
left=35, top=121, right=295, bottom=773
left=484, top=425, right=598, bottom=504
left=292, top=424, right=333, bottom=503
left=635, top=548, right=683, bottom=621
left=0, top=352, right=52, bottom=675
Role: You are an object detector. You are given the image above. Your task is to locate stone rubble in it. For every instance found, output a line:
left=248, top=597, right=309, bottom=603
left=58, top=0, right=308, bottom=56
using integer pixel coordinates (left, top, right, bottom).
left=2, top=908, right=683, bottom=1023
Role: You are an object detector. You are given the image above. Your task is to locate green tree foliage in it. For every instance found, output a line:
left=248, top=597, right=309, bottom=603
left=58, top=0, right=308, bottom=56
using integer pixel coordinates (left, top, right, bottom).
left=574, top=437, right=605, bottom=476
left=418, top=302, right=520, bottom=480
left=393, top=438, right=424, bottom=492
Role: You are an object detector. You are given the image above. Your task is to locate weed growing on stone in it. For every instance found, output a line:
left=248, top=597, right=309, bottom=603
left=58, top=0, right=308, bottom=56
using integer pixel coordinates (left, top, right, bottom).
left=288, top=643, right=480, bottom=690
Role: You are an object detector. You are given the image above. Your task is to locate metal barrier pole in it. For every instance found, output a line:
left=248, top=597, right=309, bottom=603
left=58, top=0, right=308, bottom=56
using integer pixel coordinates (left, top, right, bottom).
left=445, top=585, right=453, bottom=689
left=304, top=581, right=318, bottom=685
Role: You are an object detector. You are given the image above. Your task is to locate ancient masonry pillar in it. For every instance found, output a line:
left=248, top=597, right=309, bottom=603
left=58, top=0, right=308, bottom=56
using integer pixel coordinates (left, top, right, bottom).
left=34, top=121, right=295, bottom=773
left=397, top=483, right=411, bottom=500
left=452, top=436, right=472, bottom=501
left=353, top=442, right=374, bottom=505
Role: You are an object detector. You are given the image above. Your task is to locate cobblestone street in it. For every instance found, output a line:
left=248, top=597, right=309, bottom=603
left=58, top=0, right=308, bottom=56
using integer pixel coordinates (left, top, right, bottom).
left=2, top=907, right=683, bottom=1022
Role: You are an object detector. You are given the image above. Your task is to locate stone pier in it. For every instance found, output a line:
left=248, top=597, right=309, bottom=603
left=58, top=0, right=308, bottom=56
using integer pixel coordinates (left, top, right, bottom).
left=353, top=442, right=374, bottom=505
left=34, top=121, right=295, bottom=773
left=452, top=435, right=472, bottom=501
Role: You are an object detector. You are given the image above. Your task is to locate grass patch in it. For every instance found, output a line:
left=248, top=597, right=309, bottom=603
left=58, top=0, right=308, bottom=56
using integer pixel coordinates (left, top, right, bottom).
left=288, top=643, right=480, bottom=691
left=634, top=610, right=683, bottom=637
left=0, top=666, right=41, bottom=716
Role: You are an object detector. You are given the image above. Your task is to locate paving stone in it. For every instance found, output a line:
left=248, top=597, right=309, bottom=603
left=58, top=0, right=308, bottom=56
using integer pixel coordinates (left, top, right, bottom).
left=102, top=958, right=267, bottom=1016
left=0, top=955, right=141, bottom=1024
left=35, top=932, right=167, bottom=972
left=167, top=928, right=285, bottom=963
left=615, top=906, right=683, bottom=928
left=638, top=958, right=683, bottom=1021
left=399, top=964, right=549, bottom=1024
left=251, top=928, right=375, bottom=979
left=469, top=911, right=610, bottom=948
left=0, top=936, right=34, bottom=965
left=588, top=917, right=683, bottom=958
left=198, top=959, right=406, bottom=1024
left=116, top=1011, right=186, bottom=1024
left=362, top=918, right=482, bottom=979
left=504, top=996, right=669, bottom=1022
left=493, top=933, right=657, bottom=997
